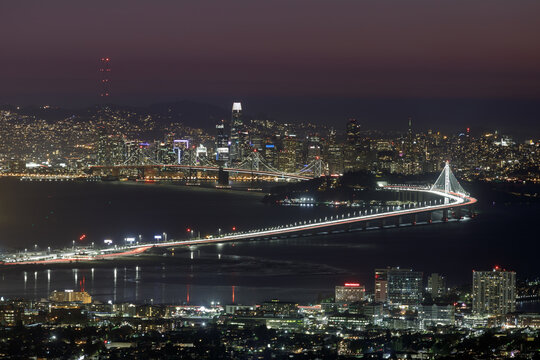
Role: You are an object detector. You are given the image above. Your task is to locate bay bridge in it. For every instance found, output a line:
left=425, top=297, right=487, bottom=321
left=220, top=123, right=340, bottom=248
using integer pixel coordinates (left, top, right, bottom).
left=89, top=150, right=325, bottom=181
left=2, top=162, right=477, bottom=266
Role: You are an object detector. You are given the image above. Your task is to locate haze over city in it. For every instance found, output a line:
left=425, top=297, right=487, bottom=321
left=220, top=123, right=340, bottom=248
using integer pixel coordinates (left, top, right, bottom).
left=2, top=0, right=540, bottom=135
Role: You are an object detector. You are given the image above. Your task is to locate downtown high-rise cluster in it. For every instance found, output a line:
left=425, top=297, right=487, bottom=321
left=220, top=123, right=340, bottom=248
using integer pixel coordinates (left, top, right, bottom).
left=0, top=102, right=538, bottom=184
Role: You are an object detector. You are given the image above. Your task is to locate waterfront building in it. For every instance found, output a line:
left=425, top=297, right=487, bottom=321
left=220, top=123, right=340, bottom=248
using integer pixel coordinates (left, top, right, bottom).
left=49, top=290, right=92, bottom=304
left=8, top=159, right=26, bottom=173
left=96, top=134, right=125, bottom=166
left=472, top=267, right=516, bottom=316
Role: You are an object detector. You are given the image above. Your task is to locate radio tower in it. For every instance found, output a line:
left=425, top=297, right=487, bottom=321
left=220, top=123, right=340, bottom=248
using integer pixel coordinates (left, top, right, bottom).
left=99, top=57, right=111, bottom=99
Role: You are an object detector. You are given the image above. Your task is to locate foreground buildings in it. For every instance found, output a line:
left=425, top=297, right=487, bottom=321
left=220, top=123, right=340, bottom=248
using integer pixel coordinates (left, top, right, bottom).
left=0, top=266, right=534, bottom=358
left=374, top=267, right=423, bottom=307
left=473, top=267, right=517, bottom=316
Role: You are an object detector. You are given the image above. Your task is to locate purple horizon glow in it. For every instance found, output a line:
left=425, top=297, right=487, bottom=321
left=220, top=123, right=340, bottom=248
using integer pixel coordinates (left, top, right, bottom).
left=1, top=0, right=539, bottom=103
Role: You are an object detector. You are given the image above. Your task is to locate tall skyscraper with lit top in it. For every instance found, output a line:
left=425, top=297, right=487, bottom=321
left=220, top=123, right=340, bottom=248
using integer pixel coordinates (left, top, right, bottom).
left=473, top=267, right=516, bottom=316
left=229, top=102, right=243, bottom=163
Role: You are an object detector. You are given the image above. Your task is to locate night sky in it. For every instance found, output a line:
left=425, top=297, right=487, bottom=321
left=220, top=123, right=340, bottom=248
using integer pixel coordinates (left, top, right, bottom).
left=1, top=0, right=539, bottom=135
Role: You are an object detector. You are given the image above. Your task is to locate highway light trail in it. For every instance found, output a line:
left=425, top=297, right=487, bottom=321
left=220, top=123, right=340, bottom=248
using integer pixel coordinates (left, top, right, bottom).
left=1, top=187, right=476, bottom=266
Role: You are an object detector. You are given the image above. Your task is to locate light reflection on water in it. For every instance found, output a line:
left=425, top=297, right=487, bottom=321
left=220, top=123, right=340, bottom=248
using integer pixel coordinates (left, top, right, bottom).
left=2, top=264, right=538, bottom=312
left=0, top=262, right=332, bottom=305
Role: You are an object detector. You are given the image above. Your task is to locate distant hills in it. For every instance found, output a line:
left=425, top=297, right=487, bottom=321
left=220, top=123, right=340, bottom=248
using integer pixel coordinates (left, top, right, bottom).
left=0, top=101, right=232, bottom=131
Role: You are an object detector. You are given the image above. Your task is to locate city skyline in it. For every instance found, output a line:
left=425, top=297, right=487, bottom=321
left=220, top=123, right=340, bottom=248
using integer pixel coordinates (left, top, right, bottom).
left=2, top=98, right=539, bottom=139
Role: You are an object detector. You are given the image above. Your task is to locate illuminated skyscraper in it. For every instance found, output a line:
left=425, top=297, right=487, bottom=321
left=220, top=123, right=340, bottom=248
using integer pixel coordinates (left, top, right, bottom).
left=229, top=102, right=243, bottom=163
left=215, top=119, right=229, bottom=164
left=327, top=144, right=344, bottom=174
left=472, top=267, right=516, bottom=316
left=387, top=268, right=423, bottom=307
left=97, top=133, right=125, bottom=166
left=375, top=267, right=423, bottom=307
left=346, top=118, right=359, bottom=145
left=278, top=135, right=297, bottom=173
left=344, top=119, right=360, bottom=172
left=374, top=268, right=388, bottom=303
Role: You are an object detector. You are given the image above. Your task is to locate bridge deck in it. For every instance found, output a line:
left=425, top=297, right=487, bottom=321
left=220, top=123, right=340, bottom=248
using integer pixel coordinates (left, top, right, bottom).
left=1, top=187, right=476, bottom=266
left=90, top=164, right=312, bottom=180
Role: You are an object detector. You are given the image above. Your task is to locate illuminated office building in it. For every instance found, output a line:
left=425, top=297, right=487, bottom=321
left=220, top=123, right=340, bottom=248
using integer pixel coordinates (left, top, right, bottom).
left=376, top=267, right=423, bottom=307
left=374, top=268, right=388, bottom=303
left=335, top=283, right=366, bottom=303
left=215, top=119, right=229, bottom=163
left=472, top=267, right=516, bottom=316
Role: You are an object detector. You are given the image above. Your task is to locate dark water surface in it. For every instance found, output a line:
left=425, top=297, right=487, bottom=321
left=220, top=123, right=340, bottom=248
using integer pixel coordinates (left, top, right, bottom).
left=0, top=178, right=538, bottom=305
